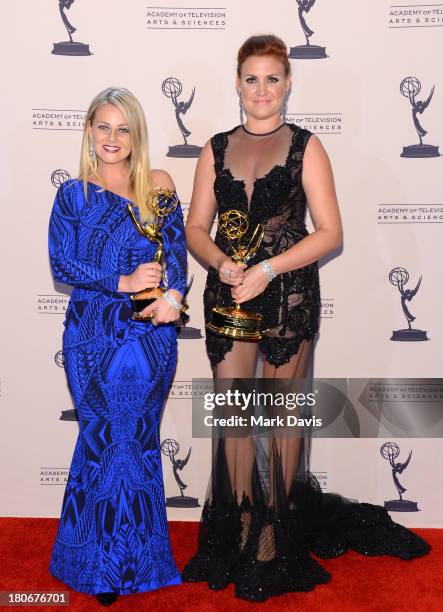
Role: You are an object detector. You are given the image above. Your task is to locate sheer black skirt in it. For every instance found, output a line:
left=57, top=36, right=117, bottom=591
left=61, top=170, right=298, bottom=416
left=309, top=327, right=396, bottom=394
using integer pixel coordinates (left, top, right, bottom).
left=182, top=345, right=431, bottom=602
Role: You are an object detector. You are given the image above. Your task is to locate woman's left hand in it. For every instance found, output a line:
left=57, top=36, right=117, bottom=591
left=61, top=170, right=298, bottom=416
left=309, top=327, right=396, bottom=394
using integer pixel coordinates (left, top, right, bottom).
left=139, top=290, right=182, bottom=324
left=230, top=264, right=270, bottom=304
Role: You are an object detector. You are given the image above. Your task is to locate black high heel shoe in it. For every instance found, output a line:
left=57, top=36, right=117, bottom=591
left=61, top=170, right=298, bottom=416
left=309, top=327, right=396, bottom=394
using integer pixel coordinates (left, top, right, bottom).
left=95, top=592, right=119, bottom=606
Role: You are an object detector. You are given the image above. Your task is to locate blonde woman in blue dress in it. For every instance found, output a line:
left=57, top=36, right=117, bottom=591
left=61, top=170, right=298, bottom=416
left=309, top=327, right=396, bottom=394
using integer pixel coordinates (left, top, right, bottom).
left=48, top=87, right=187, bottom=606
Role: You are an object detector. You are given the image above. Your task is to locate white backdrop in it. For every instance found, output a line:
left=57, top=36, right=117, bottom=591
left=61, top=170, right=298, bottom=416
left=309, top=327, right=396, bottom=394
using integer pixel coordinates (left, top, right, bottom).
left=0, top=1, right=442, bottom=527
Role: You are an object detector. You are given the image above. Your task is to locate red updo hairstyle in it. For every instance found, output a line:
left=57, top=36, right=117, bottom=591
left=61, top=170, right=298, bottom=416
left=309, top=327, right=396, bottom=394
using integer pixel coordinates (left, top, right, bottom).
left=237, top=34, right=291, bottom=78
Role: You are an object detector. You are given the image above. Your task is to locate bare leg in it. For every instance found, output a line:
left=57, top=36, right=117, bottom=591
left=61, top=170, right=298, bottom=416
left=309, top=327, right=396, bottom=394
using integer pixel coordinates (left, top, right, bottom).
left=215, top=340, right=258, bottom=547
left=256, top=340, right=312, bottom=561
left=264, top=340, right=311, bottom=495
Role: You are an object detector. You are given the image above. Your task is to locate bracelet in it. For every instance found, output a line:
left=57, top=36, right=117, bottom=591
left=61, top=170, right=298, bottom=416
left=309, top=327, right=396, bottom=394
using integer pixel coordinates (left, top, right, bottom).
left=162, top=290, right=182, bottom=310
left=259, top=259, right=277, bottom=282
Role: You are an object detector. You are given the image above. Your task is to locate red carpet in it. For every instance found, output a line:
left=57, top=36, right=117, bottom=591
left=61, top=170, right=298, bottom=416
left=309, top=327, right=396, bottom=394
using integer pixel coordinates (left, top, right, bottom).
left=0, top=519, right=440, bottom=610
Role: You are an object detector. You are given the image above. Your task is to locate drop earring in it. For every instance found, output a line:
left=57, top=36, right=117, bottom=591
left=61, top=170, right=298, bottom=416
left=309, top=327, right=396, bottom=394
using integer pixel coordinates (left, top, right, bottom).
left=88, top=137, right=96, bottom=162
left=239, top=94, right=244, bottom=125
left=282, top=94, right=288, bottom=123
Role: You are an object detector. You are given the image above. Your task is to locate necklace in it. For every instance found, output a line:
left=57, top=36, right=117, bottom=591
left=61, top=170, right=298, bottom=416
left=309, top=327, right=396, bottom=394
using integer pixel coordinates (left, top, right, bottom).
left=241, top=122, right=285, bottom=137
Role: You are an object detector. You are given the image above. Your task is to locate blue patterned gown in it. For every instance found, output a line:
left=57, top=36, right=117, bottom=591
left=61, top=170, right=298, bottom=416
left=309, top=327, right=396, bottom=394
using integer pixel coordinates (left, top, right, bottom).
left=48, top=179, right=187, bottom=595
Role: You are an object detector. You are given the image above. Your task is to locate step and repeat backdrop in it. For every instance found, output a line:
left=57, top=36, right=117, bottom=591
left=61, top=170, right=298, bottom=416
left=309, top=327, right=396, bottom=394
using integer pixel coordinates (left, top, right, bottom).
left=0, top=1, right=442, bottom=526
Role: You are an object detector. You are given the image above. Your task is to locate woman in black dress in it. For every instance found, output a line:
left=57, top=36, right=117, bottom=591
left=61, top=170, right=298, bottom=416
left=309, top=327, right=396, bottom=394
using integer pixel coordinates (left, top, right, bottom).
left=182, top=35, right=430, bottom=602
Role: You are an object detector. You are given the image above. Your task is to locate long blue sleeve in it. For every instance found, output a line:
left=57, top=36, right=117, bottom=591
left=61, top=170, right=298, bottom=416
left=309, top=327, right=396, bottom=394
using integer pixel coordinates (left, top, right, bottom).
left=48, top=181, right=120, bottom=292
left=160, top=193, right=187, bottom=297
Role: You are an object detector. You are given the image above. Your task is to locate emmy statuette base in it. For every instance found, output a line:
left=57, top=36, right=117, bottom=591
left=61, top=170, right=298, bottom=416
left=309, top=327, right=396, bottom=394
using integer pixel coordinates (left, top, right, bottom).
left=60, top=409, right=78, bottom=421
left=130, top=287, right=164, bottom=320
left=166, top=495, right=200, bottom=508
left=52, top=41, right=92, bottom=56
left=207, top=306, right=263, bottom=340
left=384, top=499, right=419, bottom=512
left=401, top=144, right=440, bottom=158
left=177, top=326, right=203, bottom=339
left=390, top=329, right=429, bottom=341
left=289, top=45, right=327, bottom=59
left=167, top=144, right=203, bottom=158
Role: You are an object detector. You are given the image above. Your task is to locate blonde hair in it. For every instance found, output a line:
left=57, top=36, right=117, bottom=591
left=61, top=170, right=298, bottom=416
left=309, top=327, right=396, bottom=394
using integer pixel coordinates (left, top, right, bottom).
left=79, top=87, right=154, bottom=222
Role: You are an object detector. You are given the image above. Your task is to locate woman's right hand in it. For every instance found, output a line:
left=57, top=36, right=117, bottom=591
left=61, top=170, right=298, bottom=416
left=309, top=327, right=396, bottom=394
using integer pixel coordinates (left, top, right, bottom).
left=118, top=262, right=163, bottom=293
left=217, top=255, right=246, bottom=286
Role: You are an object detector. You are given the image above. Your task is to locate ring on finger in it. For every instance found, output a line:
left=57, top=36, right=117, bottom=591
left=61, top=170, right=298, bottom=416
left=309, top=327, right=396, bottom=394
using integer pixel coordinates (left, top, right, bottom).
left=224, top=270, right=232, bottom=279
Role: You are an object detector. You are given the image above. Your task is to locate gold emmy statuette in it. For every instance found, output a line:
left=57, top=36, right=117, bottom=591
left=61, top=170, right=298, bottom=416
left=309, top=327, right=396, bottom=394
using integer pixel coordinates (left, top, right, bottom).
left=126, top=187, right=184, bottom=321
left=207, top=209, right=264, bottom=340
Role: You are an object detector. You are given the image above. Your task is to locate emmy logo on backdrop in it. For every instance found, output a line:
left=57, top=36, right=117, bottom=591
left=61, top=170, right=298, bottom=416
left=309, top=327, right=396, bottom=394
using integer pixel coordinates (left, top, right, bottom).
left=380, top=442, right=420, bottom=512
left=54, top=350, right=78, bottom=421
left=54, top=350, right=64, bottom=368
left=176, top=275, right=203, bottom=339
left=52, top=0, right=92, bottom=56
left=160, top=439, right=200, bottom=508
left=51, top=169, right=71, bottom=188
left=400, top=77, right=439, bottom=158
left=162, top=78, right=202, bottom=158
left=289, top=0, right=327, bottom=59
left=389, top=267, right=429, bottom=341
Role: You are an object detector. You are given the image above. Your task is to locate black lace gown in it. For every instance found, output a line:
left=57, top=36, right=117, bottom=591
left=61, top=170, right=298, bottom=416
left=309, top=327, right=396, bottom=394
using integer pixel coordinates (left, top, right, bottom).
left=204, top=123, right=320, bottom=367
left=182, top=124, right=430, bottom=602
